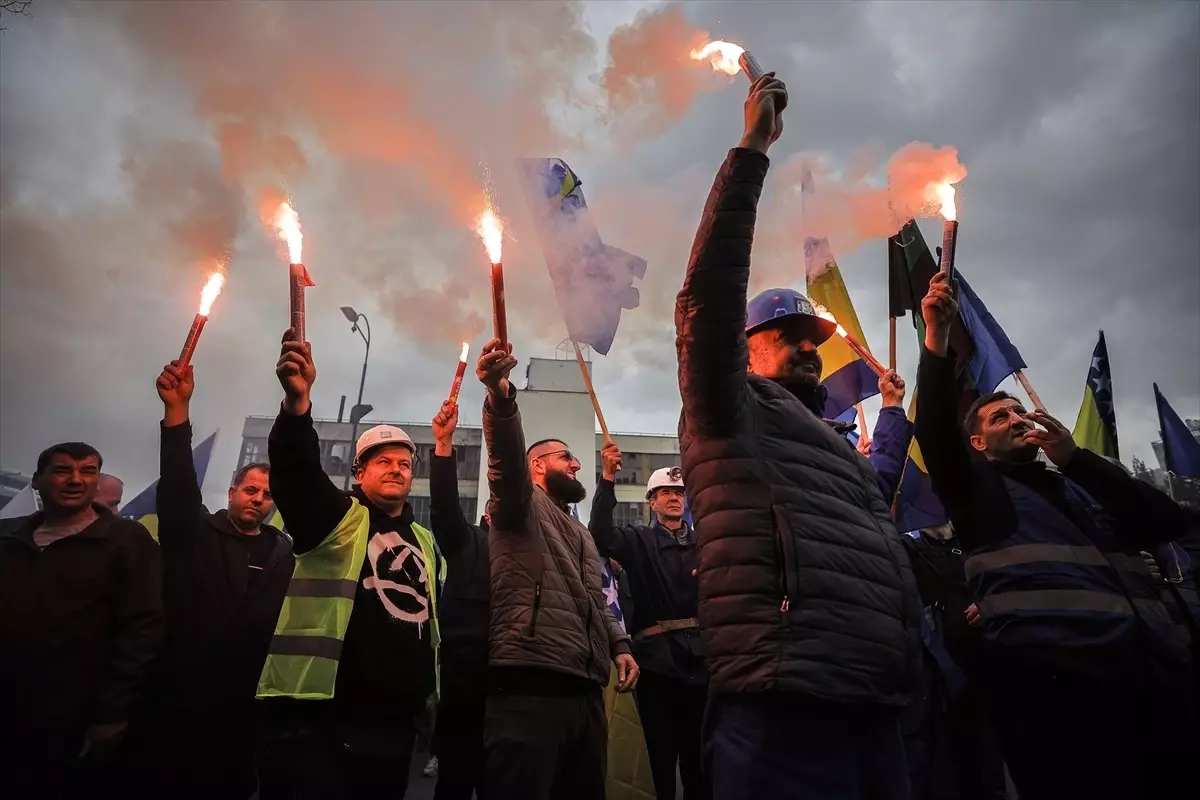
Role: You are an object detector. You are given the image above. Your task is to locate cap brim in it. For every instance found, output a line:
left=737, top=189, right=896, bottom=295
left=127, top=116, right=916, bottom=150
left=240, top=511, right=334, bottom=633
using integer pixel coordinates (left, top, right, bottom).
left=748, top=314, right=838, bottom=347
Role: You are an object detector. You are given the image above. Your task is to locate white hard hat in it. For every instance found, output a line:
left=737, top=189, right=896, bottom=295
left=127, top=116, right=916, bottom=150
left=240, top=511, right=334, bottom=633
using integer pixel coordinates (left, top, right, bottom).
left=646, top=466, right=684, bottom=500
left=355, top=425, right=415, bottom=465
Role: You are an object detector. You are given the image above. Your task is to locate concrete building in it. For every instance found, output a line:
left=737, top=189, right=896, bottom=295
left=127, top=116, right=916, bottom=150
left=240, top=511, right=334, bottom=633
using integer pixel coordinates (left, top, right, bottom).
left=237, top=354, right=680, bottom=530
left=0, top=469, right=34, bottom=513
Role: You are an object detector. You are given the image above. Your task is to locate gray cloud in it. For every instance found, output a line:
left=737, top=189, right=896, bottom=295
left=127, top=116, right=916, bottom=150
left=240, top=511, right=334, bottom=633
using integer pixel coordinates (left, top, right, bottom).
left=1, top=0, right=1197, bottom=508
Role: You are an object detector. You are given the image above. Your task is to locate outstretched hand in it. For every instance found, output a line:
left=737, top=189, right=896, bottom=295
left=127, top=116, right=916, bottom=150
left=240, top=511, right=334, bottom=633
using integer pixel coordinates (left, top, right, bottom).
left=1021, top=409, right=1078, bottom=467
left=477, top=338, right=517, bottom=399
left=879, top=369, right=906, bottom=408
left=740, top=73, right=787, bottom=154
left=921, top=271, right=958, bottom=357
left=277, top=327, right=316, bottom=416
left=157, top=360, right=194, bottom=427
left=433, top=400, right=459, bottom=457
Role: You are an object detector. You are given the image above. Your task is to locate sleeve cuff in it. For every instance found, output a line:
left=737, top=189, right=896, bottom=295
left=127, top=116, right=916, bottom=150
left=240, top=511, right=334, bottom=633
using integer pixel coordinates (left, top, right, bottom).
left=920, top=345, right=957, bottom=371
left=483, top=385, right=518, bottom=417
left=612, top=639, right=632, bottom=658
left=728, top=147, right=771, bottom=179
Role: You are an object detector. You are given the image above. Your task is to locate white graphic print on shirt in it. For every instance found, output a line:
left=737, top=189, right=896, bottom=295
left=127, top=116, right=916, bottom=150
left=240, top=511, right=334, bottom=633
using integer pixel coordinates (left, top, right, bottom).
left=363, top=530, right=429, bottom=634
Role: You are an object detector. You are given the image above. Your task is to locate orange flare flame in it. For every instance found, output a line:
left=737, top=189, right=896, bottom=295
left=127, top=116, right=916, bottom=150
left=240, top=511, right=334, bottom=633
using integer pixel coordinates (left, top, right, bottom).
left=690, top=40, right=745, bottom=76
left=198, top=272, right=226, bottom=316
left=475, top=207, right=503, bottom=263
left=936, top=183, right=958, bottom=222
left=274, top=201, right=304, bottom=263
left=459, top=341, right=470, bottom=362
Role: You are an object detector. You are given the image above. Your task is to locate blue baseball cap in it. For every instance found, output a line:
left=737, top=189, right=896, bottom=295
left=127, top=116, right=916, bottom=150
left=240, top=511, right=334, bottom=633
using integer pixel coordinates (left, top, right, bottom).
left=746, top=288, right=837, bottom=345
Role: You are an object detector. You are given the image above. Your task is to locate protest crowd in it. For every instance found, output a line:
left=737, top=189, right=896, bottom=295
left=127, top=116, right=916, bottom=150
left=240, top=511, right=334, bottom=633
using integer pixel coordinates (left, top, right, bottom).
left=3, top=72, right=1200, bottom=800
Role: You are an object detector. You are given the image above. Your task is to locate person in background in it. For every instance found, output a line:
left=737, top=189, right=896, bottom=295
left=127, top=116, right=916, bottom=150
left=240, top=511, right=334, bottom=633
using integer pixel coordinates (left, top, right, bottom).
left=97, top=473, right=124, bottom=513
left=915, top=270, right=1196, bottom=799
left=124, top=360, right=293, bottom=798
left=427, top=399, right=491, bottom=800
left=591, top=448, right=707, bottom=800
left=478, top=338, right=639, bottom=800
left=674, top=73, right=918, bottom=800
left=256, top=329, right=442, bottom=800
left=0, top=442, right=163, bottom=799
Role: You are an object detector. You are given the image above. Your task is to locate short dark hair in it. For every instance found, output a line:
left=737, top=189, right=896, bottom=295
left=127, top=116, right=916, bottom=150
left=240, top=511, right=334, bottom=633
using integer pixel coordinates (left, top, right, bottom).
left=35, top=442, right=102, bottom=476
left=963, top=391, right=1021, bottom=435
left=527, top=438, right=566, bottom=456
left=232, top=462, right=269, bottom=488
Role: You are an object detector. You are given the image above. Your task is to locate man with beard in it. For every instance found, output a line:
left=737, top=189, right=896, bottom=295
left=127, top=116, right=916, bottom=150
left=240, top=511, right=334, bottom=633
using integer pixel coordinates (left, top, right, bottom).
left=674, top=74, right=919, bottom=800
left=0, top=442, right=163, bottom=799
left=590, top=452, right=707, bottom=800
left=124, top=360, right=293, bottom=798
left=256, top=329, right=442, bottom=800
left=916, top=271, right=1195, bottom=800
left=477, top=338, right=639, bottom=800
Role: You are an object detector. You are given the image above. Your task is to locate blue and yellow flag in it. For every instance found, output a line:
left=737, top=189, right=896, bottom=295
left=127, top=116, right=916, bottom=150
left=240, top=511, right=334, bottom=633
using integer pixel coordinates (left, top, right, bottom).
left=1072, top=331, right=1118, bottom=459
left=1154, top=383, right=1200, bottom=478
left=119, top=430, right=218, bottom=540
left=893, top=389, right=949, bottom=533
left=802, top=171, right=880, bottom=419
left=515, top=158, right=647, bottom=355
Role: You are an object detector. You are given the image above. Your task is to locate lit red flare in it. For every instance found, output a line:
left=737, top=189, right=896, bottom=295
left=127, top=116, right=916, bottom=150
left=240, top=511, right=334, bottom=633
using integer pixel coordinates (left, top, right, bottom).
left=814, top=305, right=886, bottom=377
left=475, top=207, right=508, bottom=348
left=448, top=341, right=471, bottom=405
left=274, top=201, right=304, bottom=264
left=273, top=201, right=314, bottom=343
left=690, top=40, right=764, bottom=81
left=936, top=182, right=959, bottom=282
left=180, top=271, right=225, bottom=367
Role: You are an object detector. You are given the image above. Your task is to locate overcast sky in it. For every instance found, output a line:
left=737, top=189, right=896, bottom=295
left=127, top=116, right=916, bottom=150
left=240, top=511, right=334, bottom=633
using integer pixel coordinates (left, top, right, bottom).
left=1, top=0, right=1197, bottom=508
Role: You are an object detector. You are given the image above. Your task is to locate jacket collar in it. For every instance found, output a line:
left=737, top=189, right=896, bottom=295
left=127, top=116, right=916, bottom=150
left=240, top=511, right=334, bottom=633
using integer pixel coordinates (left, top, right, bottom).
left=3, top=503, right=116, bottom=544
left=208, top=508, right=286, bottom=541
left=350, top=485, right=414, bottom=528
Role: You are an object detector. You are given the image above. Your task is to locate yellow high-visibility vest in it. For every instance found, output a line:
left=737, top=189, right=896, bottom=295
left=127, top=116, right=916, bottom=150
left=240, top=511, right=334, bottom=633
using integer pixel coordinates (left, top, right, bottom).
left=257, top=498, right=442, bottom=700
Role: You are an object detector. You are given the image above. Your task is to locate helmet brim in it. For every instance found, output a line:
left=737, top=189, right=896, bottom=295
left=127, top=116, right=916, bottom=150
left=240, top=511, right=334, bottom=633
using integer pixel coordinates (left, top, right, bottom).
left=747, top=313, right=838, bottom=347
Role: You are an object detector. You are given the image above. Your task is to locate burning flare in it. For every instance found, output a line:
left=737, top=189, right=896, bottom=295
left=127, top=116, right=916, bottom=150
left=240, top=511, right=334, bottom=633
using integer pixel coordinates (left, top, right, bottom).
left=812, top=303, right=886, bottom=377
left=475, top=207, right=504, bottom=264
left=198, top=272, right=226, bottom=316
left=274, top=201, right=304, bottom=263
left=459, top=341, right=470, bottom=362
left=690, top=40, right=745, bottom=76
left=812, top=304, right=849, bottom=339
left=936, top=183, right=958, bottom=222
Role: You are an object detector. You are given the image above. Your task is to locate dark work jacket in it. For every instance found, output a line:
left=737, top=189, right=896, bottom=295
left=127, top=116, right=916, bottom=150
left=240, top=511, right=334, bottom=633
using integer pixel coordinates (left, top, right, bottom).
left=675, top=147, right=919, bottom=704
left=430, top=453, right=490, bottom=700
left=152, top=421, right=293, bottom=717
left=589, top=479, right=705, bottom=686
left=0, top=508, right=163, bottom=740
left=901, top=533, right=983, bottom=675
left=915, top=346, right=1192, bottom=682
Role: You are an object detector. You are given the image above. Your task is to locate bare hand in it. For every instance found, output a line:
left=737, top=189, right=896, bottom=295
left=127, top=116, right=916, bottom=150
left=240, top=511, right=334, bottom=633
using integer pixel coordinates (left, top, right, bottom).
left=965, top=603, right=982, bottom=628
left=879, top=369, right=906, bottom=408
left=1021, top=409, right=1078, bottom=467
left=921, top=271, right=958, bottom=357
left=157, top=360, right=194, bottom=408
left=856, top=436, right=872, bottom=458
left=80, top=720, right=128, bottom=761
left=277, top=328, right=316, bottom=415
left=615, top=653, right=640, bottom=694
left=600, top=442, right=623, bottom=481
left=1140, top=551, right=1162, bottom=582
left=477, top=338, right=517, bottom=398
left=432, top=400, right=459, bottom=456
left=740, top=73, right=787, bottom=154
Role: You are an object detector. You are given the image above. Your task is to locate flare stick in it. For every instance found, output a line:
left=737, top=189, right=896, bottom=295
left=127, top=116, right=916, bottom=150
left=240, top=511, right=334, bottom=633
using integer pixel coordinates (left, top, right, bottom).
left=448, top=343, right=470, bottom=405
left=490, top=261, right=507, bottom=349
left=572, top=340, right=612, bottom=446
left=841, top=332, right=887, bottom=377
left=179, top=314, right=207, bottom=367
left=1015, top=370, right=1047, bottom=413
left=940, top=220, right=959, bottom=283
left=289, top=262, right=313, bottom=343
left=738, top=50, right=766, bottom=81
left=888, top=317, right=897, bottom=373
left=856, top=403, right=871, bottom=445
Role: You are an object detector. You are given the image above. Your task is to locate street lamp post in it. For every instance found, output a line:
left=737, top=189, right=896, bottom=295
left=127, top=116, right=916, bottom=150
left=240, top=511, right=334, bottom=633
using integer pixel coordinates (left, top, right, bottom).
left=341, top=306, right=372, bottom=489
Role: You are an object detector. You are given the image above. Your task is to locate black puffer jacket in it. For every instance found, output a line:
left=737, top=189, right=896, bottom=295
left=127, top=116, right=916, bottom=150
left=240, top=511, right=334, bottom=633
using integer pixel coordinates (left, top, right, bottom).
left=675, top=147, right=919, bottom=705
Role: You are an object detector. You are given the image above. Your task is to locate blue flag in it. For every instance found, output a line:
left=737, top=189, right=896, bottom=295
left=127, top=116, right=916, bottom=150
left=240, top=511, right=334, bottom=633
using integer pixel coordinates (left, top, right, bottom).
left=120, top=430, right=218, bottom=540
left=515, top=158, right=646, bottom=355
left=957, top=275, right=1026, bottom=395
left=1154, top=383, right=1200, bottom=478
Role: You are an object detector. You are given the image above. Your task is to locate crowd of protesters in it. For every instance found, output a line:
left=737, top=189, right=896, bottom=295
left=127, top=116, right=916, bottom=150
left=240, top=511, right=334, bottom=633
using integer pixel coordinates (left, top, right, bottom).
left=2, top=73, right=1198, bottom=800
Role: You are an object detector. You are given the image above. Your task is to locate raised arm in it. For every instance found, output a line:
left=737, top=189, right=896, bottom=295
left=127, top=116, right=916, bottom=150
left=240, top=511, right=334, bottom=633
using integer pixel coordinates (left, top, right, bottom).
left=155, top=361, right=204, bottom=545
left=676, top=75, right=786, bottom=436
left=478, top=339, right=530, bottom=531
left=431, top=399, right=475, bottom=557
left=269, top=328, right=351, bottom=554
left=869, top=370, right=915, bottom=503
left=589, top=443, right=639, bottom=562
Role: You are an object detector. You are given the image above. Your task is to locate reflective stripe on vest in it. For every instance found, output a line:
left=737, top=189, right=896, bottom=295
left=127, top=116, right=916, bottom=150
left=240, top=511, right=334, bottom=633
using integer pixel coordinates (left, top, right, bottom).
left=256, top=500, right=442, bottom=701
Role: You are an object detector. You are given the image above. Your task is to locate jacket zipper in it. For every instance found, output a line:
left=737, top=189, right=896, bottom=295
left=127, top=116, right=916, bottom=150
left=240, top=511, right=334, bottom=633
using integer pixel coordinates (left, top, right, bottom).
left=528, top=581, right=542, bottom=636
left=771, top=506, right=794, bottom=617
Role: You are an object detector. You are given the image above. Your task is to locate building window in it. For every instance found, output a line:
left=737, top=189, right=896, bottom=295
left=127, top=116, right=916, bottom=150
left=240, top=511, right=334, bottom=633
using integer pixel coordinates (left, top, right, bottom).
left=410, top=495, right=432, bottom=529
left=459, top=496, right=479, bottom=525
left=239, top=438, right=268, bottom=469
left=612, top=501, right=649, bottom=528
left=456, top=445, right=481, bottom=481
left=595, top=452, right=680, bottom=487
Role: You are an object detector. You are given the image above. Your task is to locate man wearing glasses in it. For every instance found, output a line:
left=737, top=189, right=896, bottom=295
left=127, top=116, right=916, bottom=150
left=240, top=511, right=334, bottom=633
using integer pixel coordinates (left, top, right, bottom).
left=476, top=338, right=639, bottom=800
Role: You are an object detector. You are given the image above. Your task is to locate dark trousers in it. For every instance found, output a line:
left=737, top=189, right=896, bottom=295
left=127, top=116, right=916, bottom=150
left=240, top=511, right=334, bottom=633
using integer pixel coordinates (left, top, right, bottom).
left=483, top=687, right=607, bottom=800
left=433, top=693, right=485, bottom=800
left=634, top=670, right=708, bottom=800
left=257, top=708, right=417, bottom=800
left=117, top=706, right=257, bottom=799
left=984, top=663, right=1198, bottom=800
left=704, top=692, right=911, bottom=800
left=941, top=684, right=1008, bottom=800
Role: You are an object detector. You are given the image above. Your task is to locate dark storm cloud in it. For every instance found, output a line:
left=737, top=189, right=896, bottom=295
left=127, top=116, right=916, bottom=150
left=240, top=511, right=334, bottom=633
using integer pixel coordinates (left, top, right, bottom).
left=1, top=1, right=1196, bottom=506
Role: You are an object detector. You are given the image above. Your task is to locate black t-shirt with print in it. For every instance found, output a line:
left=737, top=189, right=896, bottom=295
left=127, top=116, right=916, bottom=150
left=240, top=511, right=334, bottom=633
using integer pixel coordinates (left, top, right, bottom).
left=333, top=495, right=436, bottom=724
